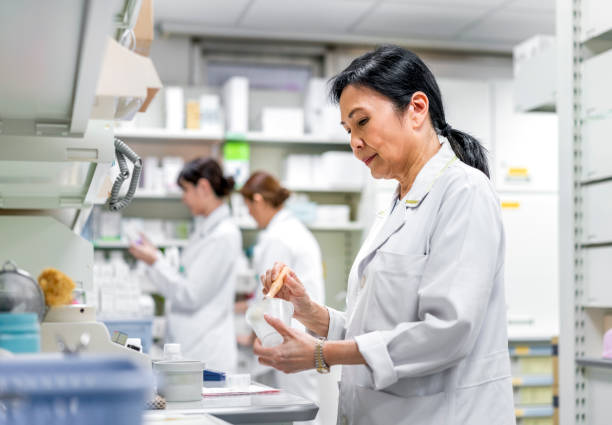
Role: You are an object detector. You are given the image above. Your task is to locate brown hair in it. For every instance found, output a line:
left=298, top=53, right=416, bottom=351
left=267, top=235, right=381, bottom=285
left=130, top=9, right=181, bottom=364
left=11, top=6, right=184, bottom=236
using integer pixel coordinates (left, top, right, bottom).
left=239, top=171, right=290, bottom=208
left=177, top=157, right=235, bottom=198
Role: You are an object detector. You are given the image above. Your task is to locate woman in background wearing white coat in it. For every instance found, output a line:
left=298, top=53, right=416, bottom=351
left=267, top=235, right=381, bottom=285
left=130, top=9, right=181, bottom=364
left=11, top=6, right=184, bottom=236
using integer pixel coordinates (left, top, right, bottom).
left=239, top=171, right=325, bottom=425
left=129, top=158, right=241, bottom=373
left=254, top=45, right=515, bottom=425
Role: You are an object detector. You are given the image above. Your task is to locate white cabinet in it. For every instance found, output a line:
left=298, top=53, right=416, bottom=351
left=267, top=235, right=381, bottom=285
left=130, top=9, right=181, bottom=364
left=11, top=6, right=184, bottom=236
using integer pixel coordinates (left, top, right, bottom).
left=583, top=181, right=612, bottom=243
left=582, top=117, right=612, bottom=181
left=581, top=0, right=612, bottom=42
left=582, top=50, right=612, bottom=117
left=500, top=192, right=558, bottom=335
left=492, top=81, right=558, bottom=192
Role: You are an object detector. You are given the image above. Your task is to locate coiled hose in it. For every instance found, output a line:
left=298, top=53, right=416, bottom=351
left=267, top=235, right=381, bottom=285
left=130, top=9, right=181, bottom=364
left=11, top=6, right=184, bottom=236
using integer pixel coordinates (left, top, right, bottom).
left=108, top=138, right=142, bottom=211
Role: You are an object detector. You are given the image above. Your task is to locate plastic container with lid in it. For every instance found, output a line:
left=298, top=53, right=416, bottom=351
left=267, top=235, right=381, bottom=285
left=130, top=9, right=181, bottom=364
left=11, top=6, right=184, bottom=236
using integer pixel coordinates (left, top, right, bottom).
left=153, top=359, right=205, bottom=402
left=0, top=312, right=40, bottom=353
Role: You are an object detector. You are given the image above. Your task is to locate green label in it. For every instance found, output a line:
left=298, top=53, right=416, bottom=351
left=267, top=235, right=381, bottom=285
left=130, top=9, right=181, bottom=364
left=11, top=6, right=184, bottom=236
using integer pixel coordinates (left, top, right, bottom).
left=223, top=141, right=250, bottom=161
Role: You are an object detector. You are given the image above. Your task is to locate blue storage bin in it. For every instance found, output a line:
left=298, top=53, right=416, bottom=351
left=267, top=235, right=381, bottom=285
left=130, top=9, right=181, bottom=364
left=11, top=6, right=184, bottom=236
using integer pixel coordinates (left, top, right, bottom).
left=0, top=312, right=39, bottom=353
left=0, top=354, right=152, bottom=425
left=102, top=319, right=153, bottom=353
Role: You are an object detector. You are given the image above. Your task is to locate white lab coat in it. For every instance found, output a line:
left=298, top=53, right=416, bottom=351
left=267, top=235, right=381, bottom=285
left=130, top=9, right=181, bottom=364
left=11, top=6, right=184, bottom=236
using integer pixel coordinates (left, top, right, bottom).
left=252, top=209, right=325, bottom=424
left=327, top=139, right=516, bottom=425
left=146, top=204, right=241, bottom=372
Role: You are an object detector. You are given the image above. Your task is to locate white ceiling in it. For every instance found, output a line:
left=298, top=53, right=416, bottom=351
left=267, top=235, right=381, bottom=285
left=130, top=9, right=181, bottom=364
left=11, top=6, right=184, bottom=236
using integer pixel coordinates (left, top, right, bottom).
left=155, top=0, right=555, bottom=53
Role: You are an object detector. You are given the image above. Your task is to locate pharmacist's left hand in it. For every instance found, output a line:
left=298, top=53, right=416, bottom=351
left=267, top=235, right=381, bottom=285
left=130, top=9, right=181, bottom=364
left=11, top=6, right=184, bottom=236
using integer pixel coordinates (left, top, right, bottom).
left=253, top=314, right=318, bottom=373
left=128, top=234, right=159, bottom=265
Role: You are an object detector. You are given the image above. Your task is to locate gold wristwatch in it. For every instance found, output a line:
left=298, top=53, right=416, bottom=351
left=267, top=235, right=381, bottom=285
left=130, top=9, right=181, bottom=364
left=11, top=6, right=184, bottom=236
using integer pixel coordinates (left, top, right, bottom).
left=315, top=337, right=330, bottom=374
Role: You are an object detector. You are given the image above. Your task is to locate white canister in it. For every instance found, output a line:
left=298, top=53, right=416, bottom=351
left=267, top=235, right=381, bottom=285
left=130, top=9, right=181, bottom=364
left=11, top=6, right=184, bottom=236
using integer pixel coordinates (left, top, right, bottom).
left=153, top=360, right=204, bottom=402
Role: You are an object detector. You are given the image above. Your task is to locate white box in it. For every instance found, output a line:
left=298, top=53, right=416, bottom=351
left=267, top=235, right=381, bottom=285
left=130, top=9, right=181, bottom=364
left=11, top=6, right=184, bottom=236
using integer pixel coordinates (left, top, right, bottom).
left=165, top=87, right=184, bottom=130
left=223, top=77, right=249, bottom=133
left=315, top=205, right=350, bottom=224
left=321, top=151, right=364, bottom=188
left=261, top=107, right=304, bottom=136
left=284, top=155, right=313, bottom=187
left=513, top=42, right=556, bottom=112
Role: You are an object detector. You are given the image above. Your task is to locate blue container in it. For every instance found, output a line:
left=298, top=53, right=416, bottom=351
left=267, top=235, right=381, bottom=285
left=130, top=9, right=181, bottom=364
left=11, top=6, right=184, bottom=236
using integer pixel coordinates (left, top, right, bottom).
left=102, top=319, right=153, bottom=353
left=0, top=312, right=39, bottom=353
left=0, top=354, right=152, bottom=425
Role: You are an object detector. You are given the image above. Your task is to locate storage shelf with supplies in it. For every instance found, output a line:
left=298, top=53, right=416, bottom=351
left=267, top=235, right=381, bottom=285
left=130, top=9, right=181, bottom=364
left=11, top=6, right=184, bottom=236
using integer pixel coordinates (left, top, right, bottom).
left=114, top=127, right=223, bottom=142
left=237, top=220, right=364, bottom=233
left=227, top=131, right=349, bottom=146
left=94, top=239, right=188, bottom=249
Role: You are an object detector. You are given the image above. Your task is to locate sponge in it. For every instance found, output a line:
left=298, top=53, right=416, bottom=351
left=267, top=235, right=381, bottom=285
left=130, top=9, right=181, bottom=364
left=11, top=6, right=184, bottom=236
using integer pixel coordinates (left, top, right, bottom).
left=38, top=268, right=76, bottom=306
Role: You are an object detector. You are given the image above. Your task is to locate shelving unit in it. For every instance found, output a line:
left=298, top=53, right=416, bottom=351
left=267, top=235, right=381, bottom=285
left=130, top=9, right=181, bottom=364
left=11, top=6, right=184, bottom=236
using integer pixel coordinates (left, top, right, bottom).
left=95, top=126, right=364, bottom=311
left=509, top=337, right=558, bottom=425
left=94, top=239, right=188, bottom=249
left=558, top=0, right=612, bottom=424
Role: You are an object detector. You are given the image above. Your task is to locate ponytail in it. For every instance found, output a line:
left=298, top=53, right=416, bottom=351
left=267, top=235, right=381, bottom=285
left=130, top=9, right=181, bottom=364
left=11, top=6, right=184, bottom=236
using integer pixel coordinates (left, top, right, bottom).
left=439, top=124, right=489, bottom=178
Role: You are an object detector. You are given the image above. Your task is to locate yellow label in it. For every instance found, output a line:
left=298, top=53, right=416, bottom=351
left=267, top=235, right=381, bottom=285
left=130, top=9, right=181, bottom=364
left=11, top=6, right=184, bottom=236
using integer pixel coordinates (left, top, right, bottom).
left=501, top=201, right=520, bottom=209
left=515, top=346, right=530, bottom=355
left=512, top=377, right=523, bottom=386
left=515, top=408, right=525, bottom=417
left=508, top=167, right=529, bottom=177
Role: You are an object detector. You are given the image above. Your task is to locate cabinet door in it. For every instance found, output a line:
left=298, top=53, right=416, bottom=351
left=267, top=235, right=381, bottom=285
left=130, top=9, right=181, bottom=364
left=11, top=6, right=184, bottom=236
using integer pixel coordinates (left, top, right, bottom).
left=583, top=246, right=612, bottom=306
left=501, top=192, right=558, bottom=333
left=582, top=117, right=612, bottom=181
left=582, top=50, right=612, bottom=117
left=583, top=181, right=612, bottom=243
left=493, top=81, right=558, bottom=192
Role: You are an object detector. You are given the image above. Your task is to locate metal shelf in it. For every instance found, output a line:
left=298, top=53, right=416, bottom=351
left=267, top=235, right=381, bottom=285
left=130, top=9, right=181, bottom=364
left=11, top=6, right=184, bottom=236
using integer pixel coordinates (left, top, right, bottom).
left=133, top=192, right=182, bottom=200
left=575, top=357, right=612, bottom=369
left=237, top=220, right=364, bottom=232
left=228, top=131, right=349, bottom=146
left=93, top=239, right=189, bottom=249
left=283, top=183, right=363, bottom=194
left=114, top=127, right=223, bottom=142
left=509, top=346, right=554, bottom=357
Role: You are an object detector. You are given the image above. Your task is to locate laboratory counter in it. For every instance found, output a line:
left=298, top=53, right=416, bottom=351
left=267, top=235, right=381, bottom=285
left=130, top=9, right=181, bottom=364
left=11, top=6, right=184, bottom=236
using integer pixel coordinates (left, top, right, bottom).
left=147, top=389, right=319, bottom=425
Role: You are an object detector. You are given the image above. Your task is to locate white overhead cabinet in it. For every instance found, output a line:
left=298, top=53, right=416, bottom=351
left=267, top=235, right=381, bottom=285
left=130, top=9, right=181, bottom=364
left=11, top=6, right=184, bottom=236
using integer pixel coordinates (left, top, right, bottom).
left=513, top=36, right=557, bottom=113
left=492, top=81, right=558, bottom=192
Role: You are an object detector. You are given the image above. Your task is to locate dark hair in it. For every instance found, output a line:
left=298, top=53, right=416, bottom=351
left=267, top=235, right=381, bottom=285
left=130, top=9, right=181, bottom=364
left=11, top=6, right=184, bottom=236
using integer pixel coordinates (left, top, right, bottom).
left=239, top=171, right=290, bottom=208
left=329, top=44, right=489, bottom=178
left=177, top=157, right=235, bottom=198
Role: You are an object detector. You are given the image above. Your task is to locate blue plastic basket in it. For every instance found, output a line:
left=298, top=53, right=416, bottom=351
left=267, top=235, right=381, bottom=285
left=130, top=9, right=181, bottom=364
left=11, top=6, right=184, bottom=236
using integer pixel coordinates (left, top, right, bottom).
left=0, top=355, right=152, bottom=425
left=102, top=319, right=153, bottom=353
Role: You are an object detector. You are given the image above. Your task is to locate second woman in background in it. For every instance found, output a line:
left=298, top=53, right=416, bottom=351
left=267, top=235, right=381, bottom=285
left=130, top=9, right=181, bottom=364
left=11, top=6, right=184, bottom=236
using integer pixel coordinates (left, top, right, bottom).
left=240, top=171, right=325, bottom=424
left=129, top=158, right=241, bottom=372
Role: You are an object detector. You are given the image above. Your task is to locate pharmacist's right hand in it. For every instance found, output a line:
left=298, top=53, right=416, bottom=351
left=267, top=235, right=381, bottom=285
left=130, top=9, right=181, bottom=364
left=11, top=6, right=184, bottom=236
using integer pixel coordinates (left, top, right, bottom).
left=261, top=262, right=313, bottom=319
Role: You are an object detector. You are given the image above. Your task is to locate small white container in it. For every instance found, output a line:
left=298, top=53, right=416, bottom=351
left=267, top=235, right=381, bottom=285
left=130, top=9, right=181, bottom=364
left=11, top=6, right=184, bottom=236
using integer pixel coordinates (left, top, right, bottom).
left=245, top=298, right=294, bottom=347
left=153, top=360, right=204, bottom=402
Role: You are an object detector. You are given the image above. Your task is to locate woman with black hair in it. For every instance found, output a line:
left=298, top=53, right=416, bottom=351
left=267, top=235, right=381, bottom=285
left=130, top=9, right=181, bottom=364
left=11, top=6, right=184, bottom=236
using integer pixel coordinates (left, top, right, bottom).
left=254, top=45, right=515, bottom=424
left=129, top=157, right=241, bottom=372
